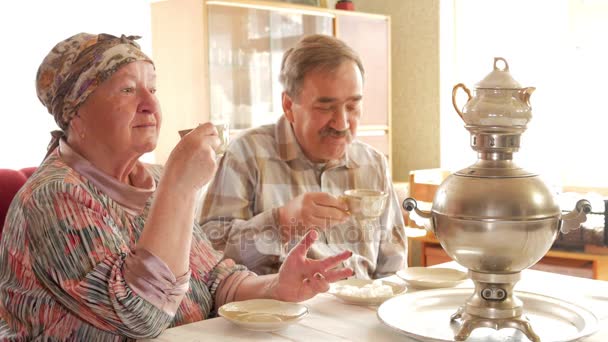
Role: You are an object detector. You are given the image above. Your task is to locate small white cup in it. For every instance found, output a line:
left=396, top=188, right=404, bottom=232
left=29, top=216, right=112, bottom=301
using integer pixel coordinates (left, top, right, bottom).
left=214, top=122, right=230, bottom=156
left=178, top=123, right=230, bottom=156
left=341, top=189, right=388, bottom=221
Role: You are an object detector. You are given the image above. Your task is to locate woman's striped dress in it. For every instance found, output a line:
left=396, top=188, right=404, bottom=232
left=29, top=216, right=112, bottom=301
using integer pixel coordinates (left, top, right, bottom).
left=0, top=150, right=245, bottom=341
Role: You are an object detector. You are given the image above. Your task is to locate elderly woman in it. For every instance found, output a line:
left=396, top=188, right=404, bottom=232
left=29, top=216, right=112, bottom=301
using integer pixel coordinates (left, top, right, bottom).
left=0, top=33, right=352, bottom=341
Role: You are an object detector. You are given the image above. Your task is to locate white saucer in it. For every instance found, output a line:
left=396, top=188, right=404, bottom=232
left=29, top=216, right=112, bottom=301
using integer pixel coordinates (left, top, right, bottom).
left=218, top=299, right=308, bottom=332
left=396, top=267, right=468, bottom=288
left=329, top=278, right=407, bottom=306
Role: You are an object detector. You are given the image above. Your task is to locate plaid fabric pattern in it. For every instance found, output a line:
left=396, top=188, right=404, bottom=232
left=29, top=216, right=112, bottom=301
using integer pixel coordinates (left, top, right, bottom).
left=199, top=116, right=407, bottom=279
left=0, top=151, right=244, bottom=341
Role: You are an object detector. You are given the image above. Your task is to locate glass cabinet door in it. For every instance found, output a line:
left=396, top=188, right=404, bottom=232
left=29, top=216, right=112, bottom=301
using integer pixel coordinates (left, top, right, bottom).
left=336, top=13, right=390, bottom=158
left=336, top=14, right=389, bottom=127
left=207, top=4, right=333, bottom=129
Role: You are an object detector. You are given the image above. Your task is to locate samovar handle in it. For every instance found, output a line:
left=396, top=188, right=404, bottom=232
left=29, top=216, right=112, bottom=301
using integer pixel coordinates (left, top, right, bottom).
left=560, top=199, right=592, bottom=234
left=452, top=83, right=471, bottom=123
left=402, top=198, right=435, bottom=233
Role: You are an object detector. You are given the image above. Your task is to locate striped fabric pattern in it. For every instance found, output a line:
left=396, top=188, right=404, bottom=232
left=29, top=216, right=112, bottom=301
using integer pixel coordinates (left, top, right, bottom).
left=0, top=152, right=244, bottom=341
left=199, top=116, right=407, bottom=279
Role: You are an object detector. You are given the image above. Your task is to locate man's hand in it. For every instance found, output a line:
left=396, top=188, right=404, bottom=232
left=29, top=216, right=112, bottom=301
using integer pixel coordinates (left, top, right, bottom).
left=278, top=192, right=350, bottom=241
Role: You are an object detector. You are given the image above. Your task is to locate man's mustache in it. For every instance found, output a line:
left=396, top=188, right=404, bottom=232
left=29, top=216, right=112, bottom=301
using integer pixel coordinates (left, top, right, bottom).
left=320, top=127, right=352, bottom=141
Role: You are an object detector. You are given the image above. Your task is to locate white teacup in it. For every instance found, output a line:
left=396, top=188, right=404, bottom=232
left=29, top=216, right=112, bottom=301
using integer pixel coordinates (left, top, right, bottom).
left=178, top=123, right=230, bottom=156
left=212, top=122, right=230, bottom=156
left=341, top=189, right=389, bottom=221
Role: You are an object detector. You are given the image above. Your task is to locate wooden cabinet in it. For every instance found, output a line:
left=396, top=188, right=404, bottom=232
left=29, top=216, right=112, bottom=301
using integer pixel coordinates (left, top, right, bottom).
left=150, top=0, right=391, bottom=165
left=336, top=13, right=389, bottom=127
left=335, top=13, right=391, bottom=164
left=423, top=243, right=452, bottom=266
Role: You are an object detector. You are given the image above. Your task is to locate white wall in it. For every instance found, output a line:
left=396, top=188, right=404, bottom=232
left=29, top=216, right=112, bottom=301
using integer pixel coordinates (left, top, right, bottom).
left=0, top=0, right=154, bottom=169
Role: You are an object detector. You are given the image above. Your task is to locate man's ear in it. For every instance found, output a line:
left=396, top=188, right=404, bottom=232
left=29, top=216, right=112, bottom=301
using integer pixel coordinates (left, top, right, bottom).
left=282, top=92, right=295, bottom=123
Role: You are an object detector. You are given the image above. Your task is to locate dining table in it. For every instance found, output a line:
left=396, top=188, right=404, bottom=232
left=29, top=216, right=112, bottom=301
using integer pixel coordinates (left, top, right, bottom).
left=140, top=262, right=608, bottom=342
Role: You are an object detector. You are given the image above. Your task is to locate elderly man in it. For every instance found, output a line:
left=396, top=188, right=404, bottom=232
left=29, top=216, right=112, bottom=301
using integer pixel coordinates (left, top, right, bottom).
left=199, top=34, right=406, bottom=279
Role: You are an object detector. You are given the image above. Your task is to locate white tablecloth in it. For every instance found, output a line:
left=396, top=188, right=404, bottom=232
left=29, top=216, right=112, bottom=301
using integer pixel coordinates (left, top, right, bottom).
left=140, top=262, right=608, bottom=342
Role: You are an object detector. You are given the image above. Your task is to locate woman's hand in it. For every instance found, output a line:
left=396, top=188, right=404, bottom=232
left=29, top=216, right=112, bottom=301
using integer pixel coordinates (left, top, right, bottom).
left=271, top=230, right=353, bottom=302
left=140, top=123, right=220, bottom=275
left=165, top=123, right=220, bottom=191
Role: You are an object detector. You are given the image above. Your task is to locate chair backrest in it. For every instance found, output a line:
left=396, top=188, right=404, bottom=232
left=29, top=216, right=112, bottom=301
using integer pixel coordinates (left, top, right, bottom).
left=0, top=168, right=36, bottom=239
left=405, top=169, right=450, bottom=228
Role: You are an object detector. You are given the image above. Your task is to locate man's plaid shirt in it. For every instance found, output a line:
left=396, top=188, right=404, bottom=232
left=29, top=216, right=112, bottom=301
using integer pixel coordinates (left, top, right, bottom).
left=199, top=116, right=407, bottom=279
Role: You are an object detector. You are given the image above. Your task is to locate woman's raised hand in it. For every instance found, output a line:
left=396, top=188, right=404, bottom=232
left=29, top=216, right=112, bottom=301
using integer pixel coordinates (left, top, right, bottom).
left=166, top=123, right=221, bottom=191
left=271, top=230, right=353, bottom=302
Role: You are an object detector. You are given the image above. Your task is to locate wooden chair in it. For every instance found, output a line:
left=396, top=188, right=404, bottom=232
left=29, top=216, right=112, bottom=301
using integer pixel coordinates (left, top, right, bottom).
left=0, top=167, right=37, bottom=239
left=404, top=169, right=450, bottom=266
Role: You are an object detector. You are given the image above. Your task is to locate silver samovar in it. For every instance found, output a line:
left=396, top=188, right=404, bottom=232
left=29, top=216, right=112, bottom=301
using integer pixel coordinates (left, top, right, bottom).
left=403, top=57, right=591, bottom=342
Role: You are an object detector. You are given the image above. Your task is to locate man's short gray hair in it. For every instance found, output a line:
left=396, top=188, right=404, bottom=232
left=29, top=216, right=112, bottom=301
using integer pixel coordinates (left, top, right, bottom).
left=279, top=34, right=364, bottom=100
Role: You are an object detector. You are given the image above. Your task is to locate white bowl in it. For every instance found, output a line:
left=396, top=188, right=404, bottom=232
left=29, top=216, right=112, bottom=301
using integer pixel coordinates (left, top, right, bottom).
left=396, top=267, right=468, bottom=289
left=218, top=299, right=308, bottom=332
left=329, top=278, right=407, bottom=306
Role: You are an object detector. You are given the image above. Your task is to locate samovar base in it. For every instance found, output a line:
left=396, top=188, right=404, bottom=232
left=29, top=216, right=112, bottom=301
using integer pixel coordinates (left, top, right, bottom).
left=451, top=307, right=540, bottom=342
left=449, top=270, right=540, bottom=342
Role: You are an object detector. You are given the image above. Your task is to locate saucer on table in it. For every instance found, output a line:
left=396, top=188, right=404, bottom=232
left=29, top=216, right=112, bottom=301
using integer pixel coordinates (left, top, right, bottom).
left=396, top=267, right=468, bottom=288
left=218, top=299, right=308, bottom=332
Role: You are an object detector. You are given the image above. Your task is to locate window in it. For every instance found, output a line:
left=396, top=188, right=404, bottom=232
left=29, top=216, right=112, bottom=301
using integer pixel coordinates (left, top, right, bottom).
left=441, top=0, right=608, bottom=189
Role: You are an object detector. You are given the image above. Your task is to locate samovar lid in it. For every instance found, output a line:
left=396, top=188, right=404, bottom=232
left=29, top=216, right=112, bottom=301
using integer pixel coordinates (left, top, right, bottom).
left=475, top=57, right=522, bottom=90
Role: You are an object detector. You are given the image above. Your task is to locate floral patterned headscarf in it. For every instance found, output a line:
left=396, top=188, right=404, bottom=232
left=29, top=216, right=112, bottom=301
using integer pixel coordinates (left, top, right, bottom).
left=36, top=33, right=153, bottom=155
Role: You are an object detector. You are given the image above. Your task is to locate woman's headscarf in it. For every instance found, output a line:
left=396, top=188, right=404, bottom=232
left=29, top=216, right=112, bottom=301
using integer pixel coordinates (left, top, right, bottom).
left=36, top=33, right=153, bottom=155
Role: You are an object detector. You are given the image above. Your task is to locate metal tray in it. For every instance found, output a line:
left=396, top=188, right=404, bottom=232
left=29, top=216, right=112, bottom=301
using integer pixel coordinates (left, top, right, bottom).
left=377, top=288, right=598, bottom=342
